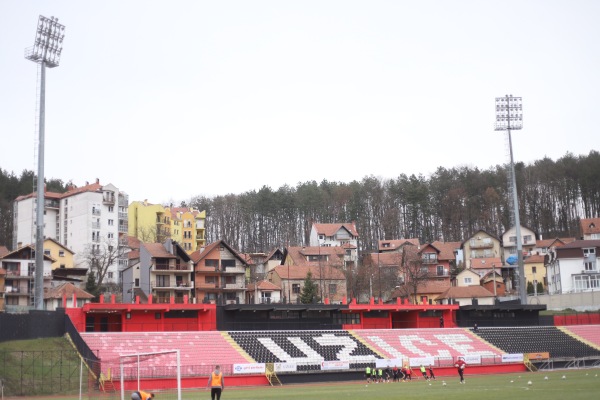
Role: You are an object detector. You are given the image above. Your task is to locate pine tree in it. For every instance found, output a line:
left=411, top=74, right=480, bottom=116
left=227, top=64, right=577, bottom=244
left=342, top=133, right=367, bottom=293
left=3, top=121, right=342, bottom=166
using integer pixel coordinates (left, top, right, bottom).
left=300, top=271, right=319, bottom=304
left=85, top=270, right=100, bottom=301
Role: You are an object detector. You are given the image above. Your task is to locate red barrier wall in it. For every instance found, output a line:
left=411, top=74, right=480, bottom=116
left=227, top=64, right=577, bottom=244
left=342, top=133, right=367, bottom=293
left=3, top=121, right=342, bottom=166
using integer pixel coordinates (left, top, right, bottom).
left=554, top=313, right=600, bottom=326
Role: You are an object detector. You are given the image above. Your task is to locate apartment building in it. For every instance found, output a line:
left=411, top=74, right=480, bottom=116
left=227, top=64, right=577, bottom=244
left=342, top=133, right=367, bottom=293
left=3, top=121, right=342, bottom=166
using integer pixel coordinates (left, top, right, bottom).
left=128, top=201, right=206, bottom=252
left=13, top=180, right=128, bottom=285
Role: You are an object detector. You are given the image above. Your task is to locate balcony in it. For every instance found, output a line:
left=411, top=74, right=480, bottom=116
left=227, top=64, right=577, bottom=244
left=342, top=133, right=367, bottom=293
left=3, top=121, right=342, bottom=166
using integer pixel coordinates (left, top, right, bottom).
left=151, top=281, right=193, bottom=289
left=103, top=193, right=115, bottom=204
left=118, top=224, right=128, bottom=233
left=92, top=222, right=101, bottom=229
left=44, top=199, right=60, bottom=209
left=154, top=263, right=193, bottom=272
left=118, top=212, right=128, bottom=219
left=92, top=209, right=101, bottom=216
left=421, top=257, right=438, bottom=264
left=470, top=242, right=494, bottom=249
left=220, top=282, right=245, bottom=290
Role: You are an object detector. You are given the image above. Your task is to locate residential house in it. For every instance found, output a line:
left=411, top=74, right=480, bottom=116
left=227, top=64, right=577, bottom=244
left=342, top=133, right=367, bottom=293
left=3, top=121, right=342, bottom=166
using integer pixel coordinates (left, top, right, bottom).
left=580, top=217, right=600, bottom=240
left=547, top=240, right=600, bottom=294
left=524, top=254, right=547, bottom=292
left=246, top=280, right=282, bottom=304
left=44, top=282, right=94, bottom=310
left=282, top=246, right=349, bottom=269
left=461, top=230, right=502, bottom=269
left=13, top=179, right=129, bottom=285
left=242, top=248, right=284, bottom=283
left=309, top=223, right=358, bottom=268
left=126, top=239, right=194, bottom=304
left=43, top=238, right=75, bottom=270
left=454, top=269, right=482, bottom=287
left=436, top=286, right=495, bottom=306
left=391, top=280, right=451, bottom=305
left=501, top=225, right=538, bottom=261
left=432, top=240, right=463, bottom=268
left=470, top=257, right=503, bottom=279
left=192, top=240, right=247, bottom=305
left=532, top=237, right=576, bottom=256
left=0, top=245, right=53, bottom=312
left=480, top=270, right=505, bottom=297
left=378, top=239, right=420, bottom=253
left=266, top=265, right=346, bottom=304
left=363, top=251, right=404, bottom=301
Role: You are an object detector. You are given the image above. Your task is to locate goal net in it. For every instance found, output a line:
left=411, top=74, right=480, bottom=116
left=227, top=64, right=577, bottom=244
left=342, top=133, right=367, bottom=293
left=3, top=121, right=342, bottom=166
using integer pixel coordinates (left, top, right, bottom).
left=119, top=350, right=181, bottom=400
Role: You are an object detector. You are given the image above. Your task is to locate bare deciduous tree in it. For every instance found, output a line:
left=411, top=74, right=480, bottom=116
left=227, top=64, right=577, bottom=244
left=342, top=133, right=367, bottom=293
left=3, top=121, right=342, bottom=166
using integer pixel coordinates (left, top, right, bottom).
left=80, top=237, right=122, bottom=290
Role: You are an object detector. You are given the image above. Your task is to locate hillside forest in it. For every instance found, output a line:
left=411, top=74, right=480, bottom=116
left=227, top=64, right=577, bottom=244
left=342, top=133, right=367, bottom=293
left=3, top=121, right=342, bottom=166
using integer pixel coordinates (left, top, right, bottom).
left=1, top=151, right=599, bottom=254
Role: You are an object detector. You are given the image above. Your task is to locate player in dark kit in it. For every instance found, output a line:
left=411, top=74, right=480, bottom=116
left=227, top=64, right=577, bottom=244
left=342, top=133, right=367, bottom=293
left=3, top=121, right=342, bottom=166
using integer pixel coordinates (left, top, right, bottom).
left=455, top=358, right=467, bottom=384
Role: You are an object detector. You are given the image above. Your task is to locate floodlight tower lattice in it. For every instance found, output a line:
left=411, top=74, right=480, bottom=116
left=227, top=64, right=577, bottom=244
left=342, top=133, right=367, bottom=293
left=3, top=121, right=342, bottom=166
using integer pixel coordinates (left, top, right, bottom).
left=494, top=95, right=527, bottom=305
left=25, top=15, right=66, bottom=310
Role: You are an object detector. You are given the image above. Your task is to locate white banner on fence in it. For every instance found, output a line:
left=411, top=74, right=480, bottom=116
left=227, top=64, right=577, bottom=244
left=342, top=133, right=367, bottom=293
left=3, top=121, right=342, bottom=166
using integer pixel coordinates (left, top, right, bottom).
left=274, top=362, right=297, bottom=372
left=233, top=363, right=266, bottom=374
left=409, top=357, right=435, bottom=367
left=459, top=355, right=482, bottom=365
left=501, top=353, right=524, bottom=363
left=375, top=358, right=404, bottom=369
left=321, top=360, right=350, bottom=370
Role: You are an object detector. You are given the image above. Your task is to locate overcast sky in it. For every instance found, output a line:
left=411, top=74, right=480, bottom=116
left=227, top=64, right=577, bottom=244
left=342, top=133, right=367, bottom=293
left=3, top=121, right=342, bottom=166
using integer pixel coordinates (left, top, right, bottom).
left=1, top=1, right=598, bottom=204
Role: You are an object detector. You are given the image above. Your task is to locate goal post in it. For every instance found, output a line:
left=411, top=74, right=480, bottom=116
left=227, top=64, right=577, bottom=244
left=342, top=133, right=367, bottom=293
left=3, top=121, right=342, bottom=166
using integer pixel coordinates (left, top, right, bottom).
left=119, top=350, right=181, bottom=400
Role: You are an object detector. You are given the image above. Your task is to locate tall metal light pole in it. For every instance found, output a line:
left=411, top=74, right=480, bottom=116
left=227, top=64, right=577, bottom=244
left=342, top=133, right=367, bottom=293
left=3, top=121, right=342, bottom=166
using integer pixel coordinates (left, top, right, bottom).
left=495, top=95, right=527, bottom=304
left=25, top=15, right=66, bottom=310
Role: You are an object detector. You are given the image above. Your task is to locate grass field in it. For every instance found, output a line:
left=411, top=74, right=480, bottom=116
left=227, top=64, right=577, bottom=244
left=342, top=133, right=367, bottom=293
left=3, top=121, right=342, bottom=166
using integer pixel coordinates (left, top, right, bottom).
left=19, top=368, right=600, bottom=400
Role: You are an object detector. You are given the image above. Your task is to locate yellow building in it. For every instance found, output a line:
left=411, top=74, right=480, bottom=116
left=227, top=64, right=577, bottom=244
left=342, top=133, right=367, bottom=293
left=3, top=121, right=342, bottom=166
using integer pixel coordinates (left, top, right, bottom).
left=168, top=207, right=206, bottom=252
left=128, top=201, right=206, bottom=253
left=524, top=254, right=547, bottom=290
left=128, top=200, right=171, bottom=242
left=43, top=238, right=75, bottom=270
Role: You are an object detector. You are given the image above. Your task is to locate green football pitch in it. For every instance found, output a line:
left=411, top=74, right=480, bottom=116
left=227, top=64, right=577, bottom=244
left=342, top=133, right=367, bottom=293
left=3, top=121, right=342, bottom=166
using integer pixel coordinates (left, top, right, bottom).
left=23, top=369, right=600, bottom=400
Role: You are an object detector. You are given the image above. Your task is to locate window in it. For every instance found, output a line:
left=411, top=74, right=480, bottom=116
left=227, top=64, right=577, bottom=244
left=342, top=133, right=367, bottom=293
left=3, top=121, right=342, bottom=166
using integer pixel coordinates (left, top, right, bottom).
left=523, top=235, right=532, bottom=244
left=60, top=264, right=65, bottom=269
left=532, top=266, right=537, bottom=274
left=509, top=236, right=517, bottom=243
left=222, top=259, right=236, bottom=269
left=319, top=235, right=324, bottom=240
left=329, top=284, right=337, bottom=294
left=226, top=292, right=237, bottom=300
left=44, top=249, right=51, bottom=256
left=108, top=206, right=114, bottom=212
left=583, top=248, right=596, bottom=257
left=108, top=219, right=114, bottom=226
left=205, top=276, right=216, bottom=284
left=205, top=260, right=218, bottom=269
left=135, top=278, right=139, bottom=287
left=292, top=284, right=300, bottom=294
left=107, top=233, right=114, bottom=239
left=59, top=250, right=65, bottom=257
left=156, top=275, right=170, bottom=287
left=225, top=276, right=236, bottom=284
left=584, top=262, right=595, bottom=271
left=464, top=277, right=473, bottom=284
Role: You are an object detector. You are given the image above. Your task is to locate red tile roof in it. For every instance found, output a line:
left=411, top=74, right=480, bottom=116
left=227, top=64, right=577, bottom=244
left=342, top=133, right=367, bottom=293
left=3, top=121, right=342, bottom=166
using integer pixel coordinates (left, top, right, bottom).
left=581, top=218, right=600, bottom=236
left=285, top=246, right=346, bottom=267
left=44, top=282, right=95, bottom=300
left=431, top=241, right=461, bottom=261
left=0, top=246, right=9, bottom=258
left=470, top=257, right=502, bottom=269
left=524, top=254, right=546, bottom=264
left=437, top=285, right=495, bottom=300
left=247, top=280, right=281, bottom=291
left=15, top=181, right=107, bottom=202
left=365, top=252, right=403, bottom=266
left=313, top=223, right=358, bottom=237
left=128, top=236, right=141, bottom=250
left=190, top=240, right=247, bottom=265
left=558, top=239, right=600, bottom=250
left=271, top=265, right=345, bottom=280
left=142, top=243, right=176, bottom=258
left=379, top=239, right=420, bottom=251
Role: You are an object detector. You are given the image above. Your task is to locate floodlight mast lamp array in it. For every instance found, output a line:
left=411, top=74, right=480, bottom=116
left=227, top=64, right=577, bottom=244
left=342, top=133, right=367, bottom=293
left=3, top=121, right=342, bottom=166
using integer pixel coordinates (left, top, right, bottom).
left=495, top=95, right=527, bottom=305
left=25, top=15, right=66, bottom=310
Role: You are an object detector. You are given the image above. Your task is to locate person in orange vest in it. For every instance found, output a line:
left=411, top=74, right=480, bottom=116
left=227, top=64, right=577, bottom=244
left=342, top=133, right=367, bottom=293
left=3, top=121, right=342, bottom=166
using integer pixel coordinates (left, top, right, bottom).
left=207, top=365, right=225, bottom=400
left=131, top=390, right=154, bottom=400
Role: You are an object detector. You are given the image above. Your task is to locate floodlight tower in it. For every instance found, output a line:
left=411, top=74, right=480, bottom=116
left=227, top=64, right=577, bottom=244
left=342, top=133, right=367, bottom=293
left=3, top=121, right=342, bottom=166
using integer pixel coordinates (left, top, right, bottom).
left=494, top=95, right=526, bottom=304
left=25, top=15, right=66, bottom=310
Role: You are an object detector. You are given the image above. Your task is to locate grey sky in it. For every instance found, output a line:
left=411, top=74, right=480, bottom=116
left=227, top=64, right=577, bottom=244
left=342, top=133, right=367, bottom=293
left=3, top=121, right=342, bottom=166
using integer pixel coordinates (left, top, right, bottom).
left=1, top=1, right=598, bottom=204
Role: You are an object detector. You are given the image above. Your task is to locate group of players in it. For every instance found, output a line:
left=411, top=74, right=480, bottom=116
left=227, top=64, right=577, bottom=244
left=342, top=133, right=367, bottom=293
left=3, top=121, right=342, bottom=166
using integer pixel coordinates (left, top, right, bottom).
left=366, top=358, right=467, bottom=384
left=365, top=364, right=436, bottom=383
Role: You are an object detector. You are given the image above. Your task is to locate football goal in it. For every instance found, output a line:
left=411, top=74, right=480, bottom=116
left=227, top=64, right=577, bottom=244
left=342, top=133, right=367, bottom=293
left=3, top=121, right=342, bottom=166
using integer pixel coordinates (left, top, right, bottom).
left=119, top=350, right=181, bottom=400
